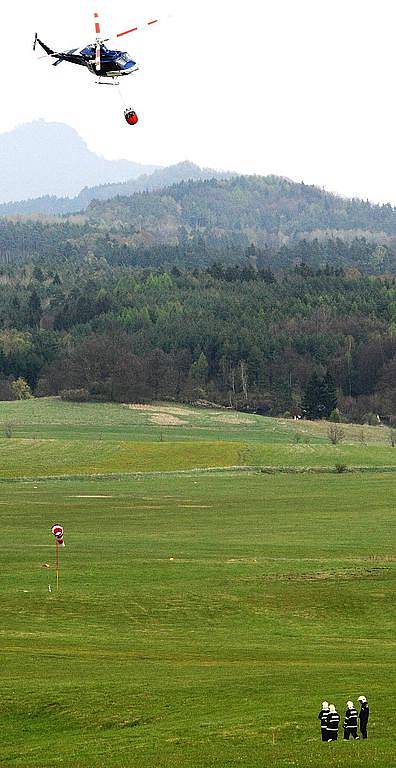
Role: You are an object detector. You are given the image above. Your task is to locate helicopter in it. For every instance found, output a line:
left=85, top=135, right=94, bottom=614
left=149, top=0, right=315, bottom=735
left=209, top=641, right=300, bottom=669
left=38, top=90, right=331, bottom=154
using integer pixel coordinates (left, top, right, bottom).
left=33, top=12, right=159, bottom=125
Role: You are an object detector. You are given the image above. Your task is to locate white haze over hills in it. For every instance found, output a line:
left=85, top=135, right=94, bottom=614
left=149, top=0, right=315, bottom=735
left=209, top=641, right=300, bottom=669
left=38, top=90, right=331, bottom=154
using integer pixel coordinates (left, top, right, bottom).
left=0, top=120, right=160, bottom=203
left=0, top=120, right=232, bottom=215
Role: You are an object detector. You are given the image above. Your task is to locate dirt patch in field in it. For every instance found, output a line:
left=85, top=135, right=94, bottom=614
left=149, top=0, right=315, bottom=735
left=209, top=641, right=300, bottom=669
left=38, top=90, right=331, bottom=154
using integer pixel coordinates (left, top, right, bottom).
left=151, top=414, right=187, bottom=427
left=125, top=404, right=156, bottom=412
left=126, top=404, right=194, bottom=417
left=160, top=406, right=196, bottom=417
left=124, top=402, right=261, bottom=427
left=124, top=403, right=191, bottom=426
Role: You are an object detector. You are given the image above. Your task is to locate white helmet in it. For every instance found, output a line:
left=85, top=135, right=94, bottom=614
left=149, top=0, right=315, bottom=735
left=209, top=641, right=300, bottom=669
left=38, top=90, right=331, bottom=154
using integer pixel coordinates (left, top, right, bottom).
left=329, top=704, right=336, bottom=713
left=347, top=701, right=354, bottom=709
left=358, top=696, right=367, bottom=704
left=322, top=701, right=329, bottom=709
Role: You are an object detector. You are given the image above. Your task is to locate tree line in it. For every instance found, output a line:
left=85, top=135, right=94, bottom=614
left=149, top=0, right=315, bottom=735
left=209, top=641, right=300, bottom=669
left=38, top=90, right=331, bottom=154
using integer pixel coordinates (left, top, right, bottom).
left=0, top=257, right=395, bottom=423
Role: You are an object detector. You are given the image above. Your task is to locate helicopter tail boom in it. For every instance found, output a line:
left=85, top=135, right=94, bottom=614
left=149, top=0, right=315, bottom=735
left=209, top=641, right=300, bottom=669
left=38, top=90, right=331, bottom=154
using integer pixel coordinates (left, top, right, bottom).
left=33, top=36, right=55, bottom=56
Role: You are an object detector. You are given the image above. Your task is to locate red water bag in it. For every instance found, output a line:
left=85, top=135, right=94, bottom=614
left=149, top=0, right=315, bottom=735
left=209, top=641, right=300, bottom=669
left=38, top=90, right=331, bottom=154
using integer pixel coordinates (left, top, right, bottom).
left=124, top=109, right=139, bottom=125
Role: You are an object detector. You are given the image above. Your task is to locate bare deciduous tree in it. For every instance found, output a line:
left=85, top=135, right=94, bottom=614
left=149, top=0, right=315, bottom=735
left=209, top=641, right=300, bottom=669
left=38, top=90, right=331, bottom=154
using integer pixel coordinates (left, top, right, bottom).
left=328, top=424, right=345, bottom=445
left=239, top=360, right=249, bottom=403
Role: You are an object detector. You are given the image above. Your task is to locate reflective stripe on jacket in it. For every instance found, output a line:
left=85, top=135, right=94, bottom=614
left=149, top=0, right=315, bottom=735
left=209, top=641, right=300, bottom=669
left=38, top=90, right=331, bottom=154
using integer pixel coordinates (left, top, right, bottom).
left=318, top=709, right=330, bottom=728
left=343, top=708, right=358, bottom=728
left=327, top=712, right=340, bottom=732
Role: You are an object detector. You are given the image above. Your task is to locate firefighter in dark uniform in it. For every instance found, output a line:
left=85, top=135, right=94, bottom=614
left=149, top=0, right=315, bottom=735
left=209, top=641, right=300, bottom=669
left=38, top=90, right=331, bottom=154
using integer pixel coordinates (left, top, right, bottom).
left=358, top=696, right=369, bottom=739
left=326, top=704, right=340, bottom=741
left=343, top=700, right=359, bottom=739
left=318, top=701, right=330, bottom=741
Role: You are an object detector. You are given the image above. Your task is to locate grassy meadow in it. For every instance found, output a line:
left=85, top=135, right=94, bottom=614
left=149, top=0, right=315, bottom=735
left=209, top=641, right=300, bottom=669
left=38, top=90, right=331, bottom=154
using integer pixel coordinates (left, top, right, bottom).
left=0, top=399, right=395, bottom=767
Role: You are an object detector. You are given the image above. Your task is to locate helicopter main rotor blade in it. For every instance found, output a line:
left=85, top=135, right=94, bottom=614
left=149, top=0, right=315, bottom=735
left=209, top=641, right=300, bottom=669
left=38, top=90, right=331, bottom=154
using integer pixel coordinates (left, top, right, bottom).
left=112, top=18, right=159, bottom=40
left=95, top=43, right=101, bottom=71
left=94, top=11, right=102, bottom=71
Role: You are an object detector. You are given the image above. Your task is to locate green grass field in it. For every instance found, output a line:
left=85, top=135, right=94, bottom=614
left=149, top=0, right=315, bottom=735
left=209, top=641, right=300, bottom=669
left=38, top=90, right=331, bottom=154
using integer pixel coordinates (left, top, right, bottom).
left=0, top=399, right=395, bottom=767
left=0, top=397, right=392, bottom=444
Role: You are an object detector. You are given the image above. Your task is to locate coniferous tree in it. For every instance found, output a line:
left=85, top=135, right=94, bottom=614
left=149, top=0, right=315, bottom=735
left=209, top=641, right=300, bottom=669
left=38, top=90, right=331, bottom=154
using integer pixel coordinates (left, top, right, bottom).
left=302, top=372, right=337, bottom=420
left=27, top=289, right=42, bottom=329
left=302, top=373, right=325, bottom=420
left=301, top=372, right=321, bottom=420
left=322, top=372, right=337, bottom=418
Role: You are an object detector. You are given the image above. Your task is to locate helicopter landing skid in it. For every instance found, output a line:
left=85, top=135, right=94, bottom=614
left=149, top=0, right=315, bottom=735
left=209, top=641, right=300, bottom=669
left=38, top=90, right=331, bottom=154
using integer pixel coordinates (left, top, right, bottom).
left=95, top=78, right=119, bottom=85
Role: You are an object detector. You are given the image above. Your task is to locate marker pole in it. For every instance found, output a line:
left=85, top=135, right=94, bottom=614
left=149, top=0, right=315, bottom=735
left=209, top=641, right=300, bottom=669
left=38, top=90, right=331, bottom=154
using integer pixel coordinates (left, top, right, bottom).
left=56, top=540, right=60, bottom=592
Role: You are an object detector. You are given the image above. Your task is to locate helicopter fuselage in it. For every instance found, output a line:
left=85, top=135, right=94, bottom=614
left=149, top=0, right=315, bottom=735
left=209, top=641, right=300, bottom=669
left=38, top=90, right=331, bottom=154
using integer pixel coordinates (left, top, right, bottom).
left=35, top=37, right=138, bottom=78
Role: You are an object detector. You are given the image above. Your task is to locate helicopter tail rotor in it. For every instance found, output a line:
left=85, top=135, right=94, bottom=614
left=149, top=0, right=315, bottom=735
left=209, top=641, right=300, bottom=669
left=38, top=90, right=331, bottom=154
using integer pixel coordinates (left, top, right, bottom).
left=33, top=33, right=38, bottom=51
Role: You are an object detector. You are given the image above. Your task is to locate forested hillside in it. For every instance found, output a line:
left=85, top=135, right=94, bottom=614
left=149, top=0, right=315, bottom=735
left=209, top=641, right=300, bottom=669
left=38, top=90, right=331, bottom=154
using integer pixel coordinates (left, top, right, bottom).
left=1, top=257, right=395, bottom=422
left=1, top=176, right=396, bottom=274
left=86, top=176, right=396, bottom=244
left=0, top=162, right=230, bottom=217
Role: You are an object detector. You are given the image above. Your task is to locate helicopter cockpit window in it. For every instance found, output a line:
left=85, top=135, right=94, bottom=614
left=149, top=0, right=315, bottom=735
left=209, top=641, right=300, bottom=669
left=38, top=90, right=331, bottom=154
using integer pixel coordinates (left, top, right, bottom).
left=116, top=53, right=130, bottom=66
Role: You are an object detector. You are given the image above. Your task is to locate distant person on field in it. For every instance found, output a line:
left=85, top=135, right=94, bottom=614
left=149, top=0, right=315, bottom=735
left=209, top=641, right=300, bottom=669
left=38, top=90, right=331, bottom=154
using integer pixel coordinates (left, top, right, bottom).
left=326, top=704, right=340, bottom=741
left=343, top=700, right=359, bottom=740
left=358, top=696, right=369, bottom=739
left=318, top=701, right=330, bottom=741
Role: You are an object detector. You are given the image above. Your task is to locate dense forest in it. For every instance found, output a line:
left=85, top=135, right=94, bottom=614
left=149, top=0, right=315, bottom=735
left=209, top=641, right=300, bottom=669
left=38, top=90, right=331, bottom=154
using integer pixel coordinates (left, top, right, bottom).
left=1, top=175, right=395, bottom=422
left=1, top=217, right=394, bottom=274
left=85, top=176, right=396, bottom=243
left=0, top=254, right=395, bottom=422
left=1, top=176, right=396, bottom=275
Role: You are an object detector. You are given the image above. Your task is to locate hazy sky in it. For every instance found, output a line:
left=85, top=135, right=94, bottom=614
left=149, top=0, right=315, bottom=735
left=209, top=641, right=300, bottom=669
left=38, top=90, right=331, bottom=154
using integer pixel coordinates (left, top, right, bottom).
left=3, top=0, right=396, bottom=203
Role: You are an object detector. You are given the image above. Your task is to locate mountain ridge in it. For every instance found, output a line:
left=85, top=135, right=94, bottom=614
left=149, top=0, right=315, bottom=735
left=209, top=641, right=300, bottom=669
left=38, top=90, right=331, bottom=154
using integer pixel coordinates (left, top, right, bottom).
left=0, top=120, right=160, bottom=204
left=84, top=174, right=396, bottom=246
left=0, top=161, right=232, bottom=217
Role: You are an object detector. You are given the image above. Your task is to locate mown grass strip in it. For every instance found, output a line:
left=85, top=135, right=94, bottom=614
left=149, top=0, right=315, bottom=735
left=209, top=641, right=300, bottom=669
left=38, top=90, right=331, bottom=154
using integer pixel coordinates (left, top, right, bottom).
left=1, top=437, right=396, bottom=479
left=2, top=464, right=396, bottom=483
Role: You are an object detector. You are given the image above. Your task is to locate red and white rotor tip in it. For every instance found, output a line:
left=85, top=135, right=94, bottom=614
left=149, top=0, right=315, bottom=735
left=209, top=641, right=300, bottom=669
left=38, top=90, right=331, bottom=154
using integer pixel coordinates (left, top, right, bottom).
left=94, top=11, right=101, bottom=38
